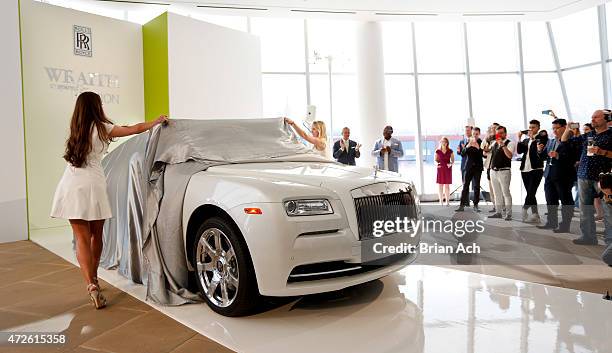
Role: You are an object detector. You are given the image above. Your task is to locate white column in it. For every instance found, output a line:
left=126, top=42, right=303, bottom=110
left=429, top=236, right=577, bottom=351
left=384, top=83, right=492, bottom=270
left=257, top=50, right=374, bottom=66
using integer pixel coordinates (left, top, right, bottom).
left=356, top=21, right=387, bottom=168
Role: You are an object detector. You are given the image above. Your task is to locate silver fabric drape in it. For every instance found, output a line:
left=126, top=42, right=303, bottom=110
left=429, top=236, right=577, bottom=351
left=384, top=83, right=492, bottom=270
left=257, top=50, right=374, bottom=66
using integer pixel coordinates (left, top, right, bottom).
left=101, top=118, right=326, bottom=305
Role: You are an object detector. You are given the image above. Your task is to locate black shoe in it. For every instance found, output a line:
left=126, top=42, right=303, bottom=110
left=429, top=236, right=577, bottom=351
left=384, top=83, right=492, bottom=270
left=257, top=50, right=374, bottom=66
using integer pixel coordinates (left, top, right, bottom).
left=537, top=224, right=557, bottom=230
left=489, top=209, right=497, bottom=213
left=572, top=238, right=598, bottom=245
left=504, top=214, right=513, bottom=221
left=489, top=213, right=503, bottom=219
left=455, top=206, right=465, bottom=212
left=553, top=228, right=570, bottom=234
left=473, top=206, right=480, bottom=213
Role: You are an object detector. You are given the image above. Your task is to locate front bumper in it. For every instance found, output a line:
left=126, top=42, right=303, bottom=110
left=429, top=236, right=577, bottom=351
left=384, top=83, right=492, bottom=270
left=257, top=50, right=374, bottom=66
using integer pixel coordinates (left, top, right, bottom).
left=228, top=200, right=421, bottom=297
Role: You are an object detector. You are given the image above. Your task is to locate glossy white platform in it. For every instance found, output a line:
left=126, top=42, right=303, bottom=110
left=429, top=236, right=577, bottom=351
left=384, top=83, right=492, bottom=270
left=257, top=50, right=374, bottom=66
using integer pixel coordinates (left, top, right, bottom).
left=31, top=227, right=612, bottom=353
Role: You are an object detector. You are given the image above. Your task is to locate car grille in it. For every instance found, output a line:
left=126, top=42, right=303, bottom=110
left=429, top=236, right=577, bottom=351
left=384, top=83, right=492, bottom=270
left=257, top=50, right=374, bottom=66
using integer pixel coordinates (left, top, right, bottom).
left=353, top=190, right=418, bottom=240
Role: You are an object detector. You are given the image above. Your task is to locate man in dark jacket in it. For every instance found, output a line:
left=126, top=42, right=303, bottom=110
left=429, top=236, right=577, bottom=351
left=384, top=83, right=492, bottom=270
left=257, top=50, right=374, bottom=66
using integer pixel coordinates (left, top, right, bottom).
left=456, top=127, right=484, bottom=212
left=538, top=119, right=577, bottom=233
left=333, top=127, right=361, bottom=166
left=517, top=119, right=548, bottom=223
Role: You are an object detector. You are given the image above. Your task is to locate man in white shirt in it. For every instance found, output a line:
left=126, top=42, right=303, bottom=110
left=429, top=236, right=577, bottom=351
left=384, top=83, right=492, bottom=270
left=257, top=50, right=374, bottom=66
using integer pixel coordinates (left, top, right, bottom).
left=372, top=126, right=404, bottom=172
left=489, top=125, right=516, bottom=221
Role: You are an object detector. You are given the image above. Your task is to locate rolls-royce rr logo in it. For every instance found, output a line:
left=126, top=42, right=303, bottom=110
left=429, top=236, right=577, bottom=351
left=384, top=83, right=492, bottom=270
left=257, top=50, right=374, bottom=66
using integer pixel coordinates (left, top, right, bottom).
left=73, top=25, right=92, bottom=57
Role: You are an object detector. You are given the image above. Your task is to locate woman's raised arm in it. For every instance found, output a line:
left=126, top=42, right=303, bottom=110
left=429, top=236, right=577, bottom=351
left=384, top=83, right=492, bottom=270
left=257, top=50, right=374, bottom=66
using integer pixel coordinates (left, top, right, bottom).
left=109, top=115, right=168, bottom=138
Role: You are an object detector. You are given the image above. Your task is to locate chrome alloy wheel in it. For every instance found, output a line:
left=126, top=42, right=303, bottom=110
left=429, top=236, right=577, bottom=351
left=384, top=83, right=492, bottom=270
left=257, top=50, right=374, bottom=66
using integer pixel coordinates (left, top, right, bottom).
left=196, top=228, right=239, bottom=308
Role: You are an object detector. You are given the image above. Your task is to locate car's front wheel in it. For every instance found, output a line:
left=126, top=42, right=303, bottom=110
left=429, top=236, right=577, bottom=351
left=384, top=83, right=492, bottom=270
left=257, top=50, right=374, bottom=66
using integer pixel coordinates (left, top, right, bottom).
left=192, top=217, right=259, bottom=316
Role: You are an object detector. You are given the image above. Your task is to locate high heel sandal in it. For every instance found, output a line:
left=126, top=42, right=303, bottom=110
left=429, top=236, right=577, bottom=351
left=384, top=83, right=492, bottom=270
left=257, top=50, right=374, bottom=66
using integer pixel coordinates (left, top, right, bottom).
left=87, top=283, right=107, bottom=309
left=93, top=276, right=101, bottom=291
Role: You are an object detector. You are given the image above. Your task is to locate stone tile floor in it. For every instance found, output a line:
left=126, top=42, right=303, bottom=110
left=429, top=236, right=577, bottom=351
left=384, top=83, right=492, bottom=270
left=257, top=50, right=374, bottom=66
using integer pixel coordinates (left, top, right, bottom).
left=0, top=240, right=234, bottom=353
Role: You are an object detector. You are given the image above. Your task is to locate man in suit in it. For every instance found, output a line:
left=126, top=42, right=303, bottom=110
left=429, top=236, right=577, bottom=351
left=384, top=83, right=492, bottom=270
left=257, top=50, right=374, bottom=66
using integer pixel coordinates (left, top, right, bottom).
left=456, top=127, right=484, bottom=212
left=372, top=125, right=404, bottom=172
left=333, top=127, right=361, bottom=165
left=538, top=119, right=577, bottom=233
left=516, top=119, right=547, bottom=223
left=457, top=125, right=474, bottom=183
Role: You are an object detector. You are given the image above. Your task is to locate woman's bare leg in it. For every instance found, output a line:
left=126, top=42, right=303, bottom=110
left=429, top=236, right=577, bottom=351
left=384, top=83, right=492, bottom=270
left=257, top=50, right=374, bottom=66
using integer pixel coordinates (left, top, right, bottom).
left=444, top=184, right=451, bottom=205
left=69, top=219, right=94, bottom=285
left=438, top=184, right=444, bottom=204
left=89, top=220, right=105, bottom=280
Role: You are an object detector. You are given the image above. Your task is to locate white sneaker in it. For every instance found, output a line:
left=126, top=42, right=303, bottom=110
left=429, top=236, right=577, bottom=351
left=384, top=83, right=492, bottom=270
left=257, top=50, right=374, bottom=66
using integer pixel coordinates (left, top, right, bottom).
left=526, top=213, right=541, bottom=224
left=522, top=209, right=528, bottom=222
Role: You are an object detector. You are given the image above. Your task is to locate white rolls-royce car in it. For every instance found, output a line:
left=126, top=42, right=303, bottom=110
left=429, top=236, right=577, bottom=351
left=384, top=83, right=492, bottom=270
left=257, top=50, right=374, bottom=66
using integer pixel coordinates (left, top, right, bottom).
left=182, top=160, right=421, bottom=316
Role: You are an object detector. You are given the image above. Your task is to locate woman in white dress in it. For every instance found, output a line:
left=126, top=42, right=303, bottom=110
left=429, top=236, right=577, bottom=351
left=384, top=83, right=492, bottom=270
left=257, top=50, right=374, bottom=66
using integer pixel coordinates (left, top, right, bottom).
left=50, top=91, right=168, bottom=309
left=284, top=118, right=331, bottom=159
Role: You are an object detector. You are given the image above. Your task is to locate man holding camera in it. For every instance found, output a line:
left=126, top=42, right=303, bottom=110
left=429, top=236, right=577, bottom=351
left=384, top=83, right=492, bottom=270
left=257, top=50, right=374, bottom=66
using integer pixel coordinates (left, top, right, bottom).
left=458, top=125, right=474, bottom=184
left=489, top=126, right=515, bottom=221
left=482, top=123, right=500, bottom=214
left=562, top=110, right=612, bottom=245
left=539, top=119, right=577, bottom=233
left=456, top=127, right=483, bottom=212
left=517, top=119, right=547, bottom=223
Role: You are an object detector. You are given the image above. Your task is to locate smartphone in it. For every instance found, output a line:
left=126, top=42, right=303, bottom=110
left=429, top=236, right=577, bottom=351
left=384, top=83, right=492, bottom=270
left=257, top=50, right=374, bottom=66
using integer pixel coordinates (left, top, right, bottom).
left=542, top=110, right=553, bottom=116
left=569, top=122, right=579, bottom=129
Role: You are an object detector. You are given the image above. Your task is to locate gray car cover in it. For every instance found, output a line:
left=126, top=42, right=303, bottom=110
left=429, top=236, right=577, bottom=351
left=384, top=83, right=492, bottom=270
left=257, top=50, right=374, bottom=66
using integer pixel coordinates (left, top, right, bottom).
left=101, top=118, right=327, bottom=305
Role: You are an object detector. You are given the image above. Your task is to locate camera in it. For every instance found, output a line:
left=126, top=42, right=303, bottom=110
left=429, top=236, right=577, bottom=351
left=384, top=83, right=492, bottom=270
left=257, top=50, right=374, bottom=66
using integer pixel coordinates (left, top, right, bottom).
left=569, top=122, right=579, bottom=130
left=603, top=109, right=612, bottom=122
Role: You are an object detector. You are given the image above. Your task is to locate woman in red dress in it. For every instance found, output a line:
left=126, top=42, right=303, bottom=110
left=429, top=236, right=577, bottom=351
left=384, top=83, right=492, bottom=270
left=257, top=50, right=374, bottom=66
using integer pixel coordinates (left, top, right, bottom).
left=435, top=137, right=454, bottom=205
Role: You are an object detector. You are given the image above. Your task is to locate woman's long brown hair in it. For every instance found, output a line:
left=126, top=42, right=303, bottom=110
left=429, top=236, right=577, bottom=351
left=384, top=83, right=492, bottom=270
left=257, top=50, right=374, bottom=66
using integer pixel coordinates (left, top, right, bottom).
left=63, top=92, right=114, bottom=168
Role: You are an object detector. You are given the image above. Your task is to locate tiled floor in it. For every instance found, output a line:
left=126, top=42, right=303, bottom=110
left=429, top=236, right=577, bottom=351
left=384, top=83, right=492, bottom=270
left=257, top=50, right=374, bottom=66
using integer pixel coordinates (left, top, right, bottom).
left=415, top=204, right=612, bottom=295
left=0, top=240, right=234, bottom=353
left=27, top=224, right=612, bottom=353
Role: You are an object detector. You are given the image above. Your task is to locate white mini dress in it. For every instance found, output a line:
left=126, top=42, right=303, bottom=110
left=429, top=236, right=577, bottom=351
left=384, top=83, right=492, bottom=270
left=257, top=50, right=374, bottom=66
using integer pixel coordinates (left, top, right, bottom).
left=50, top=122, right=115, bottom=221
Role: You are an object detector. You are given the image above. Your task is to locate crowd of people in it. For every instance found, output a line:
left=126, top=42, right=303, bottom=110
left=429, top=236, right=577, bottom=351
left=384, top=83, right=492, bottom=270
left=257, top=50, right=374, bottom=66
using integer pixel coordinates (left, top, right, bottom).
left=436, top=110, right=612, bottom=265
left=285, top=109, right=612, bottom=266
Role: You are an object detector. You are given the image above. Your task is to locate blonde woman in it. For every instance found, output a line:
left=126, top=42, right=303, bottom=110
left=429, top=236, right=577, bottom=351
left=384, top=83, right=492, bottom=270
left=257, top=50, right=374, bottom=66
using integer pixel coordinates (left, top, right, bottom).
left=284, top=118, right=331, bottom=159
left=435, top=137, right=454, bottom=205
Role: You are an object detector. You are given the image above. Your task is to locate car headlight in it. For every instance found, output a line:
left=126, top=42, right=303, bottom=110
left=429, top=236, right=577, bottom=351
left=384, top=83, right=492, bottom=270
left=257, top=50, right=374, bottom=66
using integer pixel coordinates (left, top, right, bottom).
left=284, top=199, right=334, bottom=216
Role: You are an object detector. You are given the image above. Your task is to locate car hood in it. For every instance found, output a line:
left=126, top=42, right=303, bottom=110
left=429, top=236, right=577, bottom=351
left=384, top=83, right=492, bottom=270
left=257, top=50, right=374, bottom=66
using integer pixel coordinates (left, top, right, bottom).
left=204, top=161, right=410, bottom=196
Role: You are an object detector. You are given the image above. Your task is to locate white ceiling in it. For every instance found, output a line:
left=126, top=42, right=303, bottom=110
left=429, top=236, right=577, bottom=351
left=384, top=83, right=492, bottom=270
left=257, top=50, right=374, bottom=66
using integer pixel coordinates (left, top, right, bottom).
left=94, top=0, right=608, bottom=20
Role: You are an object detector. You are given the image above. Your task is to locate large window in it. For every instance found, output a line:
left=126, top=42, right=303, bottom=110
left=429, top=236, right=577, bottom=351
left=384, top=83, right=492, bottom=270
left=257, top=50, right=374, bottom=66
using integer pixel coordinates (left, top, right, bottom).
left=414, top=22, right=465, bottom=73
left=307, top=20, right=357, bottom=73
left=521, top=22, right=555, bottom=71
left=552, top=7, right=600, bottom=68
left=250, top=18, right=305, bottom=72
left=261, top=75, right=307, bottom=118
left=523, top=73, right=567, bottom=121
left=471, top=74, right=524, bottom=133
left=381, top=22, right=413, bottom=73
left=419, top=75, right=469, bottom=194
left=467, top=22, right=518, bottom=73
left=564, top=65, right=604, bottom=121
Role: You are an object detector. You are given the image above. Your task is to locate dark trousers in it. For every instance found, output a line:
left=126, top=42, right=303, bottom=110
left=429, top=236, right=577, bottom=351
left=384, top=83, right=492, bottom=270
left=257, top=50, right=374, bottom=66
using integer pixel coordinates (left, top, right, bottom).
left=521, top=170, right=543, bottom=213
left=544, top=178, right=574, bottom=228
left=460, top=167, right=482, bottom=207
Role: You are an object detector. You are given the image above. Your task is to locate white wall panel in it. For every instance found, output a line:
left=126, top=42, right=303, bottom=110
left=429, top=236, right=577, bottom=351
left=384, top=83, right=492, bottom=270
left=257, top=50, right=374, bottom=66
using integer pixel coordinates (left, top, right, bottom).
left=20, top=1, right=144, bottom=229
left=167, top=13, right=263, bottom=119
left=0, top=0, right=28, bottom=243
